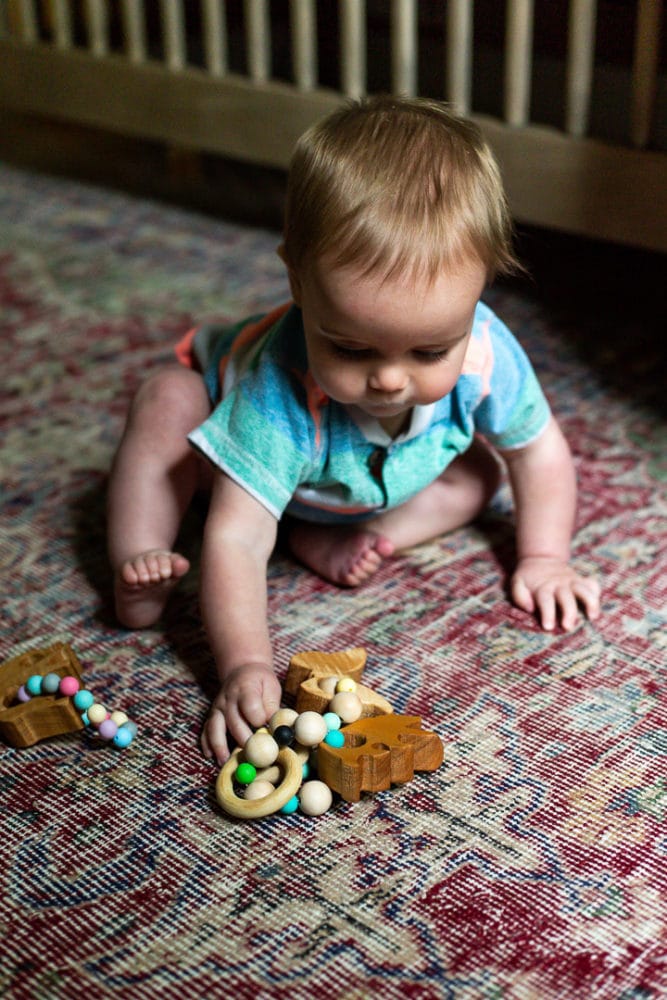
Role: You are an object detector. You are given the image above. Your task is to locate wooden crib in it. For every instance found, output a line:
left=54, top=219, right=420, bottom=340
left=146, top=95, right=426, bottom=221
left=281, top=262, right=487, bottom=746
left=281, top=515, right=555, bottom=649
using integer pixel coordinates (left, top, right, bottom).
left=1, top=1, right=665, bottom=251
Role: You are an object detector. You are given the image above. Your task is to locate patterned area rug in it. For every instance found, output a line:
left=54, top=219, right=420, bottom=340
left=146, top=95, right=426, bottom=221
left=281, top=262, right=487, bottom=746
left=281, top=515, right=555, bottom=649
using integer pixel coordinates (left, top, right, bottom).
left=1, top=163, right=665, bottom=1000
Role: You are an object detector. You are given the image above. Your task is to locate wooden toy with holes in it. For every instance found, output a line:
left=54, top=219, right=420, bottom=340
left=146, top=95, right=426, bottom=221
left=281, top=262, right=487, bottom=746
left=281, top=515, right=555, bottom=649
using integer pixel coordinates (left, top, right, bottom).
left=0, top=642, right=85, bottom=747
left=285, top=646, right=393, bottom=717
left=317, top=713, right=444, bottom=802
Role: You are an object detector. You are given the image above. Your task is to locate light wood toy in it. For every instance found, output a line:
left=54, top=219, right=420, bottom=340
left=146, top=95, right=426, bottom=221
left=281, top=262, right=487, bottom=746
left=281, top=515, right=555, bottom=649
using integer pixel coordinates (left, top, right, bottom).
left=0, top=642, right=85, bottom=747
left=216, top=746, right=303, bottom=819
left=317, top=714, right=444, bottom=803
left=284, top=647, right=368, bottom=699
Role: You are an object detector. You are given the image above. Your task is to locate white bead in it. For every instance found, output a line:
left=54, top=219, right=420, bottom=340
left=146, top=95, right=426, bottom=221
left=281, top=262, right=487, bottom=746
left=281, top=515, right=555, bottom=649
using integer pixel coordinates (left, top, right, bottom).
left=328, top=692, right=363, bottom=723
left=268, top=708, right=298, bottom=732
left=317, top=675, right=339, bottom=697
left=299, top=780, right=333, bottom=816
left=244, top=780, right=275, bottom=801
left=293, top=711, right=328, bottom=747
left=244, top=732, right=279, bottom=768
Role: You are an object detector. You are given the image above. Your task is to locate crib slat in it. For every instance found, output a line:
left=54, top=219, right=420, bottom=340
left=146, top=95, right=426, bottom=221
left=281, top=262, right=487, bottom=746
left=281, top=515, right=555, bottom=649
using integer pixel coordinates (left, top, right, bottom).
left=84, top=0, right=109, bottom=57
left=16, top=0, right=38, bottom=43
left=202, top=0, right=227, bottom=77
left=391, top=0, right=417, bottom=97
left=50, top=0, right=73, bottom=49
left=340, top=0, right=366, bottom=99
left=446, top=0, right=473, bottom=114
left=290, top=0, right=317, bottom=90
left=121, top=0, right=147, bottom=63
left=161, top=0, right=186, bottom=71
left=504, top=0, right=534, bottom=127
left=245, top=0, right=271, bottom=83
left=565, top=0, right=597, bottom=136
left=631, top=0, right=663, bottom=148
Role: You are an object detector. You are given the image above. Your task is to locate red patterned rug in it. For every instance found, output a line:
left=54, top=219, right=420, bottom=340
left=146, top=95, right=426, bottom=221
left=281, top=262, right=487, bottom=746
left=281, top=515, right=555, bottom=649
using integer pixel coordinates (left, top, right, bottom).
left=1, top=163, right=666, bottom=1000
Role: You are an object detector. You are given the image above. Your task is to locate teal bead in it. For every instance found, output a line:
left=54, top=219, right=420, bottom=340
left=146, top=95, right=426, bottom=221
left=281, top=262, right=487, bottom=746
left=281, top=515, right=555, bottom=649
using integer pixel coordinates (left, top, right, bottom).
left=280, top=795, right=299, bottom=814
left=26, top=675, right=43, bottom=696
left=42, top=673, right=61, bottom=694
left=113, top=725, right=134, bottom=749
left=322, top=712, right=342, bottom=732
left=324, top=730, right=345, bottom=748
left=301, top=761, right=310, bottom=780
left=73, top=689, right=94, bottom=711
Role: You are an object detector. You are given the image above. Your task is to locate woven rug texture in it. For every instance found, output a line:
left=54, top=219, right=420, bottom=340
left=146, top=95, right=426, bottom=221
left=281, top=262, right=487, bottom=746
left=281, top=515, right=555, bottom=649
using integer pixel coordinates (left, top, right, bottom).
left=1, top=163, right=666, bottom=1000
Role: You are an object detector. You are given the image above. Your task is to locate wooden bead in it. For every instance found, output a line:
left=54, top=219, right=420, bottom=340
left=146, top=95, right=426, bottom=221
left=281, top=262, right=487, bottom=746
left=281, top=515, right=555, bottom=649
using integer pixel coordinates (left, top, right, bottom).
left=244, top=731, right=279, bottom=768
left=328, top=692, right=363, bottom=723
left=293, top=711, right=328, bottom=747
left=299, top=780, right=333, bottom=816
left=269, top=708, right=298, bottom=732
left=244, top=779, right=275, bottom=801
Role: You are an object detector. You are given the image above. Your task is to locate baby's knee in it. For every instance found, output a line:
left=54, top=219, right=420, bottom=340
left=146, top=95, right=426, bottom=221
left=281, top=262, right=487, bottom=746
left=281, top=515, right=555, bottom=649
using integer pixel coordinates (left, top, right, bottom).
left=130, top=366, right=209, bottom=429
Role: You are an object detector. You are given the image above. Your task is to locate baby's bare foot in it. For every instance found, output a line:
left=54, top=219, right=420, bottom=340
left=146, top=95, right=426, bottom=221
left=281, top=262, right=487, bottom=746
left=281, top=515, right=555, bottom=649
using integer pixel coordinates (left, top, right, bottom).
left=288, top=523, right=394, bottom=587
left=114, top=549, right=190, bottom=628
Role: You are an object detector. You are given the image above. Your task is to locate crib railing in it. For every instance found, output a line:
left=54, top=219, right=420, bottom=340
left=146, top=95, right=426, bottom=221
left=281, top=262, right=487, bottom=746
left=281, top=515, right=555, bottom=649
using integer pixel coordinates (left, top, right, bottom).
left=1, top=1, right=665, bottom=250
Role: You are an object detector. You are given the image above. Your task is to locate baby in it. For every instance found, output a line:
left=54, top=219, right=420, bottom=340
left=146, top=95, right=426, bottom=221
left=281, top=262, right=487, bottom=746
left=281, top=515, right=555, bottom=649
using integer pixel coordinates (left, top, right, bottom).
left=107, top=96, right=600, bottom=763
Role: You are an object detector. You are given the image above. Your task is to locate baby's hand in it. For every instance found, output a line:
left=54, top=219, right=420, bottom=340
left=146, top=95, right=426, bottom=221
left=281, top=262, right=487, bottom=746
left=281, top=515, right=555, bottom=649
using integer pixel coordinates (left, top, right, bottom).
left=201, top=664, right=281, bottom=765
left=511, top=556, right=601, bottom=632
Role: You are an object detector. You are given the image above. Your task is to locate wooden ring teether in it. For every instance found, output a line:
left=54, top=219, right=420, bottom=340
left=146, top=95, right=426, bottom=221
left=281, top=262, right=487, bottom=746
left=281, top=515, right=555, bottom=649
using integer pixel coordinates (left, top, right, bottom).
left=216, top=746, right=303, bottom=819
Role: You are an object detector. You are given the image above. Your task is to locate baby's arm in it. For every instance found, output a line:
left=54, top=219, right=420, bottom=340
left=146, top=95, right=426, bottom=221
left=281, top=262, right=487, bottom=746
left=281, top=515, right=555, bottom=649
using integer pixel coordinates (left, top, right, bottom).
left=199, top=471, right=281, bottom=763
left=501, top=416, right=600, bottom=631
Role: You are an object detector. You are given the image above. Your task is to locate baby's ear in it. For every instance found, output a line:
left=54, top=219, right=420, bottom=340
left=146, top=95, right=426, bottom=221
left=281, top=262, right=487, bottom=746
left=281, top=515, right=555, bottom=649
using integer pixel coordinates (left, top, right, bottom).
left=285, top=266, right=303, bottom=307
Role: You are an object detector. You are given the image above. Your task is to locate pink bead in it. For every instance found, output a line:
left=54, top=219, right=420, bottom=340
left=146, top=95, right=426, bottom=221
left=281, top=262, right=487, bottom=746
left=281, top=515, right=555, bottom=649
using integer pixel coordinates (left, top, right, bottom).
left=98, top=719, right=118, bottom=741
left=59, top=676, right=80, bottom=697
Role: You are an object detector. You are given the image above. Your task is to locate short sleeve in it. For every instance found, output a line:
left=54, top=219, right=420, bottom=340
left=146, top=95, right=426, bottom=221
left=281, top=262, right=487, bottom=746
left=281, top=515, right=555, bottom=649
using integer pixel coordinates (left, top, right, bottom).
left=188, top=340, right=318, bottom=519
left=469, top=305, right=551, bottom=450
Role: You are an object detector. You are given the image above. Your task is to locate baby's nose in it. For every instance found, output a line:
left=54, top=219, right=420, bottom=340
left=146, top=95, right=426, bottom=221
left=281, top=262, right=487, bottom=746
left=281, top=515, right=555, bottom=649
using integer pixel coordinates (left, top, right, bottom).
left=368, top=363, right=407, bottom=393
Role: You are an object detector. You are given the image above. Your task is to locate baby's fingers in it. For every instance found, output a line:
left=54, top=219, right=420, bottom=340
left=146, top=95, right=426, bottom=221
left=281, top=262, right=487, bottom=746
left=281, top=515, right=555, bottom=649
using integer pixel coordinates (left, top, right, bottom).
left=572, top=576, right=601, bottom=622
left=202, top=708, right=230, bottom=765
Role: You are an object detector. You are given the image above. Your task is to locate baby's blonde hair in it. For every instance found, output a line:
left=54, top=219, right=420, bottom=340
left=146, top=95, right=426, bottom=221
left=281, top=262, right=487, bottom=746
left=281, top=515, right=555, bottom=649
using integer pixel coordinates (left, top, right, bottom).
left=283, top=95, right=519, bottom=284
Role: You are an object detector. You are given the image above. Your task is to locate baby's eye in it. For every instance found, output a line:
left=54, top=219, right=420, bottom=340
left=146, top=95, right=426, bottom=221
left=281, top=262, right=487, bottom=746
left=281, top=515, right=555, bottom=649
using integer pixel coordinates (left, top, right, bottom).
left=331, top=343, right=371, bottom=359
left=414, top=349, right=449, bottom=363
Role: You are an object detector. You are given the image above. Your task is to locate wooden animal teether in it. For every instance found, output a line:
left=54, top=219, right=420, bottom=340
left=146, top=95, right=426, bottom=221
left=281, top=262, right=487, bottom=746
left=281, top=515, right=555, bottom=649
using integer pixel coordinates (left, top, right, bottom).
left=284, top=647, right=367, bottom=698
left=0, top=642, right=85, bottom=747
left=317, top=714, right=444, bottom=802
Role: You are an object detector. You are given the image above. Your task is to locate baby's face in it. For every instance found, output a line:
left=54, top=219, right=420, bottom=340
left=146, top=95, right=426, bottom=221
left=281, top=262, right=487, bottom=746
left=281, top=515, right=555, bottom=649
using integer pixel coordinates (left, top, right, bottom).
left=289, top=256, right=486, bottom=437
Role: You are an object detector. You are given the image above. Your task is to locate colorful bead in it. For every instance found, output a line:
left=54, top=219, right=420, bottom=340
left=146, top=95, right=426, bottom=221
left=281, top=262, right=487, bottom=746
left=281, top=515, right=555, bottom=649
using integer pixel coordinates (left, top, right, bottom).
left=113, top=725, right=134, bottom=749
left=235, top=762, right=257, bottom=785
left=42, top=672, right=61, bottom=694
left=324, top=730, right=345, bottom=748
left=322, top=712, right=341, bottom=732
left=59, top=676, right=80, bottom=697
left=87, top=703, right=107, bottom=727
left=110, top=710, right=128, bottom=726
left=26, top=675, right=43, bottom=696
left=335, top=677, right=358, bottom=694
left=280, top=795, right=299, bottom=815
left=16, top=685, right=31, bottom=703
left=98, top=719, right=118, bottom=741
left=73, top=689, right=94, bottom=711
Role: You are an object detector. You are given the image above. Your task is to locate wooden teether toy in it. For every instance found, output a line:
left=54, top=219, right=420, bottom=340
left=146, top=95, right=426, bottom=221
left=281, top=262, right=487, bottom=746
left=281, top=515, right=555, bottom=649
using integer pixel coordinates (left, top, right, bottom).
left=0, top=642, right=137, bottom=749
left=317, top=714, right=444, bottom=802
left=216, top=648, right=444, bottom=819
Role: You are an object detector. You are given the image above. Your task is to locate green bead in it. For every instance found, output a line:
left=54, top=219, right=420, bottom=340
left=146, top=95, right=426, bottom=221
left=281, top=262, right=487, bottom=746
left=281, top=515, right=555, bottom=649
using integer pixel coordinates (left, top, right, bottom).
left=235, top=762, right=257, bottom=785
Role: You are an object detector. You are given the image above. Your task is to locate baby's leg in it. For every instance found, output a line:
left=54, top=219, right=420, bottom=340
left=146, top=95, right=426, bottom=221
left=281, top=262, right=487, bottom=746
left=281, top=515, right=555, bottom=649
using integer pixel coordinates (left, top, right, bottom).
left=107, top=365, right=211, bottom=627
left=288, top=438, right=500, bottom=586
